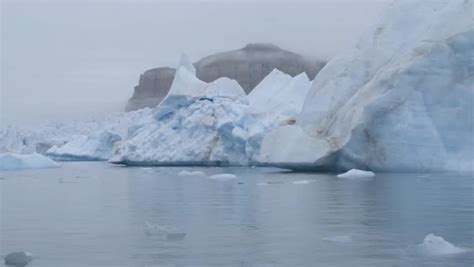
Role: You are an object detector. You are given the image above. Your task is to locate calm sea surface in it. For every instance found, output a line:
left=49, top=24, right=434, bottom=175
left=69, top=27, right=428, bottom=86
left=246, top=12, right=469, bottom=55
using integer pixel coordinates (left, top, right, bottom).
left=1, top=162, right=473, bottom=266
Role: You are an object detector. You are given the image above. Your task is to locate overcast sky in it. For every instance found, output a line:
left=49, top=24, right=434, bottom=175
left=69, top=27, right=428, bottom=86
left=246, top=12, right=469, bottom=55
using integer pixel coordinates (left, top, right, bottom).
left=1, top=0, right=390, bottom=125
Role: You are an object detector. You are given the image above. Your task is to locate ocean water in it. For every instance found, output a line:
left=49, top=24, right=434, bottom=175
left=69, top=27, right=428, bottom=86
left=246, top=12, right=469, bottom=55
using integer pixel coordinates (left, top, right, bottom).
left=1, top=162, right=473, bottom=266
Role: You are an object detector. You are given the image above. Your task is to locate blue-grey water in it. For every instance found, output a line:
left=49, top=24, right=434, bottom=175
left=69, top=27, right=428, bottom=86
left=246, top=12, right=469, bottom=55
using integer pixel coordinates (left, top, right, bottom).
left=1, top=162, right=473, bottom=266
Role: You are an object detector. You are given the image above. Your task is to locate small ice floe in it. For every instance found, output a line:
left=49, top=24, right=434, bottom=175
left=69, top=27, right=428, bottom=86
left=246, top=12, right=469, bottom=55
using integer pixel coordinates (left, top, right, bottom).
left=208, top=173, right=237, bottom=180
left=292, top=179, right=316, bottom=185
left=337, top=169, right=375, bottom=179
left=144, top=221, right=186, bottom=241
left=322, top=235, right=353, bottom=243
left=178, top=170, right=206, bottom=177
left=415, top=234, right=470, bottom=256
left=4, top=251, right=33, bottom=266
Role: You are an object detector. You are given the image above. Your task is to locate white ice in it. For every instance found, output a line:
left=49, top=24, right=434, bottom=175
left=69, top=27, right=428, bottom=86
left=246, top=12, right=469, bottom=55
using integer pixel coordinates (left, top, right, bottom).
left=258, top=0, right=474, bottom=172
left=337, top=169, right=375, bottom=179
left=415, top=234, right=469, bottom=256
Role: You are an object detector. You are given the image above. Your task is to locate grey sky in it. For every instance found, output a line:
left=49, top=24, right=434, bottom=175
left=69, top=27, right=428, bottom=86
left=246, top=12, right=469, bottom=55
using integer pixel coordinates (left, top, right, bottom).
left=1, top=0, right=389, bottom=125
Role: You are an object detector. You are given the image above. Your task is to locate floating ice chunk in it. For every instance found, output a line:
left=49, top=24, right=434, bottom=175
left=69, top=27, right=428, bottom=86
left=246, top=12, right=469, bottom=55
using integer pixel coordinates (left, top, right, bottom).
left=0, top=153, right=60, bottom=171
left=209, top=173, right=237, bottom=180
left=416, top=234, right=470, bottom=256
left=178, top=170, right=206, bottom=177
left=4, top=251, right=33, bottom=266
left=322, top=235, right=353, bottom=243
left=337, top=169, right=375, bottom=179
left=292, top=179, right=316, bottom=185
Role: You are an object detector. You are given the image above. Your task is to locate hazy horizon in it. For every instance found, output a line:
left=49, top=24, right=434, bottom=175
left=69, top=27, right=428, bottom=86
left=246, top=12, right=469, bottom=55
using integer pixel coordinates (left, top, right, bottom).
left=1, top=0, right=390, bottom=125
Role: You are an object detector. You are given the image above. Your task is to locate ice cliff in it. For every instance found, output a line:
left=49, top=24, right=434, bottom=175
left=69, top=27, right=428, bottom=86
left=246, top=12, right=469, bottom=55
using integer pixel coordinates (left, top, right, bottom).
left=259, top=0, right=474, bottom=172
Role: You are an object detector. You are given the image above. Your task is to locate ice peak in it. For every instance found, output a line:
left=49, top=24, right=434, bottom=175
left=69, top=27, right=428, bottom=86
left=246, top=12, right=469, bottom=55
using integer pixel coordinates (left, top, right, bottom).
left=178, top=53, right=196, bottom=74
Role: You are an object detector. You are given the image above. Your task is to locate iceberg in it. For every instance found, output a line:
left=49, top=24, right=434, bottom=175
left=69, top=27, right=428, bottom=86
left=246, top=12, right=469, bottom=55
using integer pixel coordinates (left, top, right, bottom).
left=0, top=153, right=60, bottom=171
left=258, top=0, right=474, bottom=172
left=415, top=234, right=469, bottom=256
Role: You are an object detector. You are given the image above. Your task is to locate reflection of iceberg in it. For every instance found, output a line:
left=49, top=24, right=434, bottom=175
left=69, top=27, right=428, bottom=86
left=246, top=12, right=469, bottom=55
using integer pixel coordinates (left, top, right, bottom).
left=0, top=153, right=60, bottom=171
left=416, top=234, right=469, bottom=256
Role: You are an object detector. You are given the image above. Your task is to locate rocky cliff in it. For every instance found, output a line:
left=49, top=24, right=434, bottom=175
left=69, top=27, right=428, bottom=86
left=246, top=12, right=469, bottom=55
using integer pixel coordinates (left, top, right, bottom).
left=126, top=43, right=325, bottom=111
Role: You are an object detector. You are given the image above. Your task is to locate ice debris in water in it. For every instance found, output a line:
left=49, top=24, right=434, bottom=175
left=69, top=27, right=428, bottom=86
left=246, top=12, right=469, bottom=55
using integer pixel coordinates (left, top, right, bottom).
left=416, top=234, right=469, bottom=256
left=337, top=169, right=375, bottom=179
left=322, top=235, right=353, bottom=243
left=144, top=221, right=186, bottom=241
left=178, top=170, right=206, bottom=177
left=292, top=179, right=316, bottom=185
left=209, top=173, right=237, bottom=180
left=4, top=251, right=33, bottom=266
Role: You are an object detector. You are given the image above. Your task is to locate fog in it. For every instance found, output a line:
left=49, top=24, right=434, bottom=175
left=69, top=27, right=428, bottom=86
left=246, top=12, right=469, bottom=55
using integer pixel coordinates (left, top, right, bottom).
left=1, top=0, right=390, bottom=125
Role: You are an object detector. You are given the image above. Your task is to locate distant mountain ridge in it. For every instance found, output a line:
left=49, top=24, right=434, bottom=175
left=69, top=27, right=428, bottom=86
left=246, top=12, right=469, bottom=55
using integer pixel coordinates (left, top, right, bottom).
left=126, top=43, right=325, bottom=111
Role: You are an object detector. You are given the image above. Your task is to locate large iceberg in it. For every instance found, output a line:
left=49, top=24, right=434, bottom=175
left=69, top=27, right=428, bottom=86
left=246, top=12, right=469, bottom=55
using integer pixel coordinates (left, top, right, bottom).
left=0, top=153, right=60, bottom=171
left=259, top=0, right=474, bottom=172
left=110, top=55, right=312, bottom=165
left=110, top=59, right=253, bottom=165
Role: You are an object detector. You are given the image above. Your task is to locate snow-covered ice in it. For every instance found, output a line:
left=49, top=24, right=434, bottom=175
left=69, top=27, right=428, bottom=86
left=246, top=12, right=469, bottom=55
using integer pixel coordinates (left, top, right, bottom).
left=4, top=251, right=33, bottom=266
left=178, top=170, right=206, bottom=177
left=337, top=169, right=375, bottom=179
left=415, top=234, right=469, bottom=256
left=0, top=153, right=60, bottom=171
left=208, top=173, right=237, bottom=180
